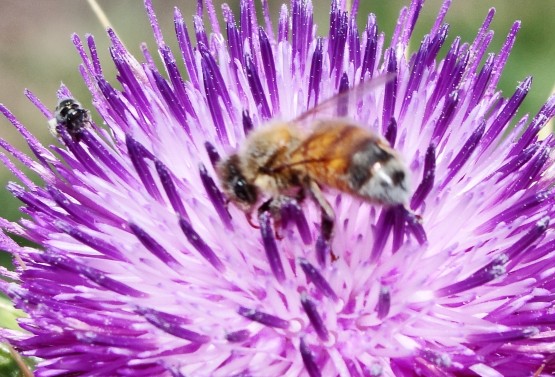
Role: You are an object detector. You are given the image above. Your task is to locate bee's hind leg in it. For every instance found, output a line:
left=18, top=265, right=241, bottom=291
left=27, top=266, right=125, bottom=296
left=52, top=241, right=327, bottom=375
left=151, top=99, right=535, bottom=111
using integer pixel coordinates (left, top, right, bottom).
left=307, top=181, right=338, bottom=263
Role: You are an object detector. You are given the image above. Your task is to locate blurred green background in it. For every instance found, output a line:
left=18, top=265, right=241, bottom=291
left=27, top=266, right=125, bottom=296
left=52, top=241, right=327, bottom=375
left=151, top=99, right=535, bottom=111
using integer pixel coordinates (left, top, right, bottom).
left=0, top=0, right=553, bottom=265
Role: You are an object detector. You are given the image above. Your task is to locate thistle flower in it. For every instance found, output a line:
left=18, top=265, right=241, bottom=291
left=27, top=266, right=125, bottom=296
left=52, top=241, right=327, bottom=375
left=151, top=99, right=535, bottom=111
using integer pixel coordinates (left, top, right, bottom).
left=1, top=0, right=555, bottom=375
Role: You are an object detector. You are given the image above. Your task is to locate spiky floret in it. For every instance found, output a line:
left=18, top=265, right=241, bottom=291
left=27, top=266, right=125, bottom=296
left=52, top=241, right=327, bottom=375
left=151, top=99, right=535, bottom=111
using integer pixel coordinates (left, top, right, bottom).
left=0, top=0, right=554, bottom=376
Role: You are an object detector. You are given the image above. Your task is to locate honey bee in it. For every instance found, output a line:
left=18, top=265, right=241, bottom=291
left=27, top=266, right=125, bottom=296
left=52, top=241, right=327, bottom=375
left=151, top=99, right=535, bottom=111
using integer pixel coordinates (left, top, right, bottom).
left=217, top=76, right=409, bottom=242
left=49, top=98, right=90, bottom=142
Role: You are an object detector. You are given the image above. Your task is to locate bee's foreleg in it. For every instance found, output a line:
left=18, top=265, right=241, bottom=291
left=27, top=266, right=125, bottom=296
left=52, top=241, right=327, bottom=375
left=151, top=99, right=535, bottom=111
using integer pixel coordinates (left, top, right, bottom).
left=257, top=198, right=285, bottom=240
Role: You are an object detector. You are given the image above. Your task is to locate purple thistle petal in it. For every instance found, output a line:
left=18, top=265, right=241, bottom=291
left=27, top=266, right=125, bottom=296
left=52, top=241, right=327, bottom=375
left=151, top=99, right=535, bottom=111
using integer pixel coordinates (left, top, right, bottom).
left=467, top=53, right=495, bottom=115
left=337, top=73, right=350, bottom=117
left=432, top=89, right=460, bottom=143
left=279, top=198, right=312, bottom=244
left=375, top=285, right=391, bottom=319
left=315, top=235, right=331, bottom=267
left=56, top=127, right=108, bottom=180
left=71, top=34, right=95, bottom=76
left=81, top=130, right=132, bottom=181
left=0, top=150, right=34, bottom=189
left=225, top=329, right=250, bottom=343
left=110, top=56, right=154, bottom=125
left=360, top=16, right=377, bottom=81
left=278, top=4, right=289, bottom=43
left=242, top=110, right=254, bottom=136
left=135, top=306, right=210, bottom=343
left=198, top=163, right=232, bottom=229
left=155, top=159, right=189, bottom=220
left=328, top=1, right=348, bottom=84
left=244, top=54, right=272, bottom=119
left=56, top=221, right=127, bottom=261
left=307, top=38, right=324, bottom=108
left=480, top=76, right=532, bottom=153
left=468, top=327, right=538, bottom=344
left=95, top=77, right=131, bottom=132
left=39, top=252, right=147, bottom=298
left=203, top=0, right=220, bottom=36
left=512, top=94, right=555, bottom=154
left=237, top=306, right=289, bottom=329
left=129, top=222, right=181, bottom=268
left=204, top=141, right=221, bottom=168
left=505, top=217, right=549, bottom=265
left=193, top=15, right=209, bottom=50
left=479, top=190, right=551, bottom=233
left=292, top=0, right=313, bottom=73
left=402, top=0, right=424, bottom=44
left=348, top=17, right=361, bottom=68
left=174, top=8, right=199, bottom=89
left=178, top=216, right=225, bottom=272
left=371, top=208, right=395, bottom=262
left=199, top=43, right=234, bottom=142
left=430, top=0, right=452, bottom=36
left=126, top=135, right=163, bottom=202
left=160, top=46, right=197, bottom=128
left=300, top=338, right=321, bottom=377
left=224, top=9, right=244, bottom=67
left=390, top=6, right=408, bottom=48
left=495, top=143, right=539, bottom=180
left=505, top=145, right=550, bottom=194
left=258, top=27, right=280, bottom=114
left=87, top=35, right=102, bottom=75
left=441, top=120, right=485, bottom=188
left=382, top=49, right=397, bottom=131
left=300, top=293, right=329, bottom=341
left=488, top=21, right=521, bottom=94
left=299, top=258, right=338, bottom=302
left=46, top=185, right=99, bottom=230
left=240, top=0, right=256, bottom=63
left=424, top=37, right=462, bottom=123
left=384, top=116, right=397, bottom=146
left=258, top=211, right=285, bottom=282
left=391, top=205, right=407, bottom=253
left=0, top=104, right=54, bottom=167
left=437, top=254, right=508, bottom=297
left=410, top=144, right=436, bottom=210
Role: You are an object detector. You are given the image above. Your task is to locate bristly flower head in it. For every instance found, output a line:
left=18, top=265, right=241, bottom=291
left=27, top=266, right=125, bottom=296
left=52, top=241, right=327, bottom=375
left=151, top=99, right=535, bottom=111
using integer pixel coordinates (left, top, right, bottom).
left=1, top=0, right=555, bottom=375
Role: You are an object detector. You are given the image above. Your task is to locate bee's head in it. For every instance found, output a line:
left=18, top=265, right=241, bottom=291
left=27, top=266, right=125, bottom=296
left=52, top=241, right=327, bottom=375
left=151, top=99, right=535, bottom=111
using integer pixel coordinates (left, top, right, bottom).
left=55, top=98, right=89, bottom=127
left=217, top=154, right=258, bottom=210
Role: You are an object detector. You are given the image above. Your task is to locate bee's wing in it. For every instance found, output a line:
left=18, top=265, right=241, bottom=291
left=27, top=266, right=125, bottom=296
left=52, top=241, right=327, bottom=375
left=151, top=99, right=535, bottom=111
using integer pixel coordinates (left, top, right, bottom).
left=293, top=73, right=396, bottom=124
left=268, top=123, right=378, bottom=193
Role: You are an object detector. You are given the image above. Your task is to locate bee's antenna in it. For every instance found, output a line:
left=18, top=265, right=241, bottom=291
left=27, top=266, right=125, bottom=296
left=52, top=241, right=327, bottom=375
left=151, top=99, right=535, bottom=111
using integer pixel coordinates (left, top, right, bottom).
left=86, top=0, right=115, bottom=32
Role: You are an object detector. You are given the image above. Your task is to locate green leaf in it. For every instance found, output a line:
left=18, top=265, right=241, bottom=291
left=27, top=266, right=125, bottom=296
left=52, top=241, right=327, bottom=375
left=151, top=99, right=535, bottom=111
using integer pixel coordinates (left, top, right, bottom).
left=0, top=343, right=26, bottom=377
left=0, top=295, right=25, bottom=331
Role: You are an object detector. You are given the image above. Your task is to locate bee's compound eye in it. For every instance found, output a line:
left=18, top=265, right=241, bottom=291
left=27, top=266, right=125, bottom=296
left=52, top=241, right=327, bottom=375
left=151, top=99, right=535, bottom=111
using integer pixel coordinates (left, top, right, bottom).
left=391, top=170, right=405, bottom=186
left=57, top=99, right=76, bottom=110
left=233, top=177, right=257, bottom=204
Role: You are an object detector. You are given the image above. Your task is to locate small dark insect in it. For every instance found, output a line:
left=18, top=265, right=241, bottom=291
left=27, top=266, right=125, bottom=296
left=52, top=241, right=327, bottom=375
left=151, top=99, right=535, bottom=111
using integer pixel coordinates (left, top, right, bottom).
left=49, top=98, right=90, bottom=141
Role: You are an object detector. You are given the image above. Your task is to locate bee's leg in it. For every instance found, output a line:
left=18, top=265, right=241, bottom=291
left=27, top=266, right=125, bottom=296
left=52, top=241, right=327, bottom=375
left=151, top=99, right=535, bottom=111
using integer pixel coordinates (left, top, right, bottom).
left=307, top=181, right=338, bottom=263
left=257, top=198, right=274, bottom=214
left=308, top=181, right=334, bottom=240
left=245, top=211, right=260, bottom=229
left=533, top=363, right=545, bottom=377
left=257, top=198, right=285, bottom=240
